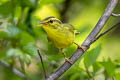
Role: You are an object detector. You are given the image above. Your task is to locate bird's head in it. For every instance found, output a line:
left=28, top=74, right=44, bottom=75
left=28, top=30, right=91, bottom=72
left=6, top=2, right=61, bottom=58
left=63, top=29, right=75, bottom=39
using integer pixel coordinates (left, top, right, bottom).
left=38, top=16, right=62, bottom=29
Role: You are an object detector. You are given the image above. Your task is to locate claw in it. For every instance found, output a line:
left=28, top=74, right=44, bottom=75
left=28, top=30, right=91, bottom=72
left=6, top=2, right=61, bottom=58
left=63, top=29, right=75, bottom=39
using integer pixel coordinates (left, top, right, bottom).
left=78, top=46, right=85, bottom=52
left=73, top=42, right=85, bottom=52
left=65, top=58, right=73, bottom=64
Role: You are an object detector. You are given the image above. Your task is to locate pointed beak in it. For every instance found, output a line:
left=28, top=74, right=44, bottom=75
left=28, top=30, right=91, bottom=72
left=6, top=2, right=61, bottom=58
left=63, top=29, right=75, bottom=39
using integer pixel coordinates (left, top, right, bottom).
left=37, top=21, right=46, bottom=27
left=38, top=21, right=45, bottom=24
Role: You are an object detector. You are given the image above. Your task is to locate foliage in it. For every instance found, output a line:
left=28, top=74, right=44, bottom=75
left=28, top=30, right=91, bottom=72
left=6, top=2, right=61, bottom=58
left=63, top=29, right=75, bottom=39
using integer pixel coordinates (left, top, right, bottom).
left=0, top=0, right=120, bottom=80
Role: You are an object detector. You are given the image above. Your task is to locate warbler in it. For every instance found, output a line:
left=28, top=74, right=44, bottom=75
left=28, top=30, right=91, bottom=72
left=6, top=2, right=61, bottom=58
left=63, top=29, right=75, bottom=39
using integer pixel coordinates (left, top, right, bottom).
left=38, top=16, right=84, bottom=64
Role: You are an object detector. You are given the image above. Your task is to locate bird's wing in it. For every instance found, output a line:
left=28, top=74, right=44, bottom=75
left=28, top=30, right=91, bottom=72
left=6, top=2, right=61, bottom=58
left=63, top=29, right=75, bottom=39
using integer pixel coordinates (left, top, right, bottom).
left=61, top=24, right=75, bottom=32
left=61, top=24, right=81, bottom=35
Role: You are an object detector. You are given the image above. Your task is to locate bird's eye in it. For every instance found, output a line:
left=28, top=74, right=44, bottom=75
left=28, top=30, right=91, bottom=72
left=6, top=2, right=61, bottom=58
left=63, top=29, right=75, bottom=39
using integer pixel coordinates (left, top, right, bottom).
left=49, top=20, right=54, bottom=23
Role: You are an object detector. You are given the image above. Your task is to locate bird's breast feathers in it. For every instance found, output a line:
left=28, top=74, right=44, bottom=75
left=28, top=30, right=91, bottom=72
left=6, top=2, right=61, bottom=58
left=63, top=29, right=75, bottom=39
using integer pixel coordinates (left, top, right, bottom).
left=43, top=26, right=75, bottom=48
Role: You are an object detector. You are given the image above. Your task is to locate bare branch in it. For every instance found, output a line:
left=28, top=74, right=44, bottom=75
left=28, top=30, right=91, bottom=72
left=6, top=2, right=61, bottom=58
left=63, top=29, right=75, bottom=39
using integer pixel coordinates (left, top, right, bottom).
left=112, top=13, right=120, bottom=17
left=92, top=22, right=120, bottom=43
left=46, top=0, right=118, bottom=80
left=37, top=50, right=47, bottom=79
left=0, top=60, right=25, bottom=79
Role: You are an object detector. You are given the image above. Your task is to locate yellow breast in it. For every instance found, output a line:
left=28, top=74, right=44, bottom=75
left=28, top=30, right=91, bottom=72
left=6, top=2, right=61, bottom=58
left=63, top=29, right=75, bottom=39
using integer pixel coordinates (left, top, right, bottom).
left=43, top=26, right=75, bottom=49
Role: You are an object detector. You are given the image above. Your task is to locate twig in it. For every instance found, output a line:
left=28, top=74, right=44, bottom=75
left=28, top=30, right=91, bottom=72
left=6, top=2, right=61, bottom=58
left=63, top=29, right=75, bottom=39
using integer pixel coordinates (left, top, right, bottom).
left=19, top=58, right=26, bottom=74
left=83, top=0, right=118, bottom=46
left=92, top=21, right=120, bottom=43
left=37, top=50, right=47, bottom=79
left=86, top=68, right=95, bottom=80
left=46, top=0, right=118, bottom=80
left=84, top=65, right=92, bottom=78
left=84, top=63, right=95, bottom=80
left=0, top=60, right=25, bottom=79
left=112, top=13, right=120, bottom=17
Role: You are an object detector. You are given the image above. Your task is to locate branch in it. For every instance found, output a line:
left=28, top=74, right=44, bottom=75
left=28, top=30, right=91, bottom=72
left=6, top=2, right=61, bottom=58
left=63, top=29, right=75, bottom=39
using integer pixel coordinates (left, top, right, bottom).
left=92, top=21, right=120, bottom=43
left=112, top=13, right=120, bottom=17
left=0, top=60, right=25, bottom=79
left=37, top=50, right=47, bottom=79
left=46, top=0, right=118, bottom=80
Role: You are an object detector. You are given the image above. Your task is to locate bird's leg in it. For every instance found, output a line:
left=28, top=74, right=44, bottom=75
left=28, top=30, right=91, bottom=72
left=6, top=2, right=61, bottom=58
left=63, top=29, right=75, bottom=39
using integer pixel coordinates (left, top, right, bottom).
left=62, top=52, right=73, bottom=64
left=60, top=49, right=72, bottom=64
left=75, top=32, right=80, bottom=35
left=73, top=42, right=85, bottom=52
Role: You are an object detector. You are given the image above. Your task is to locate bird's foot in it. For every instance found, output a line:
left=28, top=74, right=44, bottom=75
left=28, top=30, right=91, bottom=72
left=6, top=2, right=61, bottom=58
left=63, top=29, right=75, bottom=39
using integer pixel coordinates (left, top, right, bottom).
left=65, top=58, right=73, bottom=64
left=78, top=45, right=85, bottom=52
left=73, top=42, right=85, bottom=52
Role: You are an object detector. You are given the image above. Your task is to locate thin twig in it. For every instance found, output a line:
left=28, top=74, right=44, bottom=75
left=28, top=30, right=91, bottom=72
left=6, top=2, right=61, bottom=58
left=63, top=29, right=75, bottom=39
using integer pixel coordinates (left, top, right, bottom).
left=84, top=65, right=92, bottom=78
left=37, top=50, right=47, bottom=79
left=0, top=60, right=25, bottom=79
left=112, top=13, right=120, bottom=17
left=83, top=0, right=118, bottom=46
left=86, top=68, right=95, bottom=80
left=84, top=63, right=95, bottom=80
left=92, top=21, right=120, bottom=43
left=19, top=59, right=26, bottom=74
left=46, top=0, right=118, bottom=80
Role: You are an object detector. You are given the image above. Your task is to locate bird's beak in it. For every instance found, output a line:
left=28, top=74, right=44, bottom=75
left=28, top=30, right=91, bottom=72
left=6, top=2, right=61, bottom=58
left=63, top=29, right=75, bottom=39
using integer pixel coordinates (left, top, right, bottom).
left=37, top=21, right=46, bottom=27
left=39, top=21, right=45, bottom=24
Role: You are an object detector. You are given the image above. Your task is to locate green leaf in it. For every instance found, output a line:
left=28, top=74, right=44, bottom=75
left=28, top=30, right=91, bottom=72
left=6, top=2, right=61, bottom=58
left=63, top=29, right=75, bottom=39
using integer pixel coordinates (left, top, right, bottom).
left=0, top=31, right=9, bottom=38
left=23, top=44, right=37, bottom=56
left=115, top=73, right=120, bottom=80
left=7, top=24, right=20, bottom=37
left=20, top=54, right=31, bottom=65
left=39, top=0, right=65, bottom=6
left=20, top=31, right=34, bottom=46
left=0, top=2, right=11, bottom=17
left=101, top=58, right=116, bottom=77
left=15, top=0, right=34, bottom=7
left=93, top=62, right=102, bottom=73
left=0, top=24, right=20, bottom=38
left=6, top=48, right=31, bottom=65
left=84, top=45, right=102, bottom=68
left=70, top=73, right=81, bottom=80
left=6, top=48, right=23, bottom=57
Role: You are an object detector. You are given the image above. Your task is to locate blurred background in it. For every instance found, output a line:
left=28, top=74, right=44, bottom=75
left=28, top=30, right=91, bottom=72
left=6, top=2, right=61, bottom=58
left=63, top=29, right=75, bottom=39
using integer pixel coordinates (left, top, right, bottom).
left=0, top=0, right=120, bottom=80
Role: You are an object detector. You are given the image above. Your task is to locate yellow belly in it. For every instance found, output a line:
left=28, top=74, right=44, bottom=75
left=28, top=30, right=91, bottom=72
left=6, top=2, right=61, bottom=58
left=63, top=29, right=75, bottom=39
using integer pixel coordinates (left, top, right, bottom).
left=44, top=27, right=74, bottom=49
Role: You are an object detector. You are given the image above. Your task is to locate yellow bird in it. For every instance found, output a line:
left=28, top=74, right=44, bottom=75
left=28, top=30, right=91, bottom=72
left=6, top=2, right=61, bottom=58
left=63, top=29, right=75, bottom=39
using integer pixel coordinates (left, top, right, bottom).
left=38, top=16, right=84, bottom=64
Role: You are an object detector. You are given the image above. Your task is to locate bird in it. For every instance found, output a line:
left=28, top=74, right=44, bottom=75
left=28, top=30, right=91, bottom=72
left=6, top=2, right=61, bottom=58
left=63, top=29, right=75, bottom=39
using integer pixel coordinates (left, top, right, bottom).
left=37, top=16, right=84, bottom=64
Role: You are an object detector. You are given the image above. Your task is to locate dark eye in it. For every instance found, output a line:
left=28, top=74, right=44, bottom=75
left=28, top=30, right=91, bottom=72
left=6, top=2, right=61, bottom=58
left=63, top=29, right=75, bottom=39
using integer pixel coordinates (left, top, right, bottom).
left=49, top=20, right=54, bottom=23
